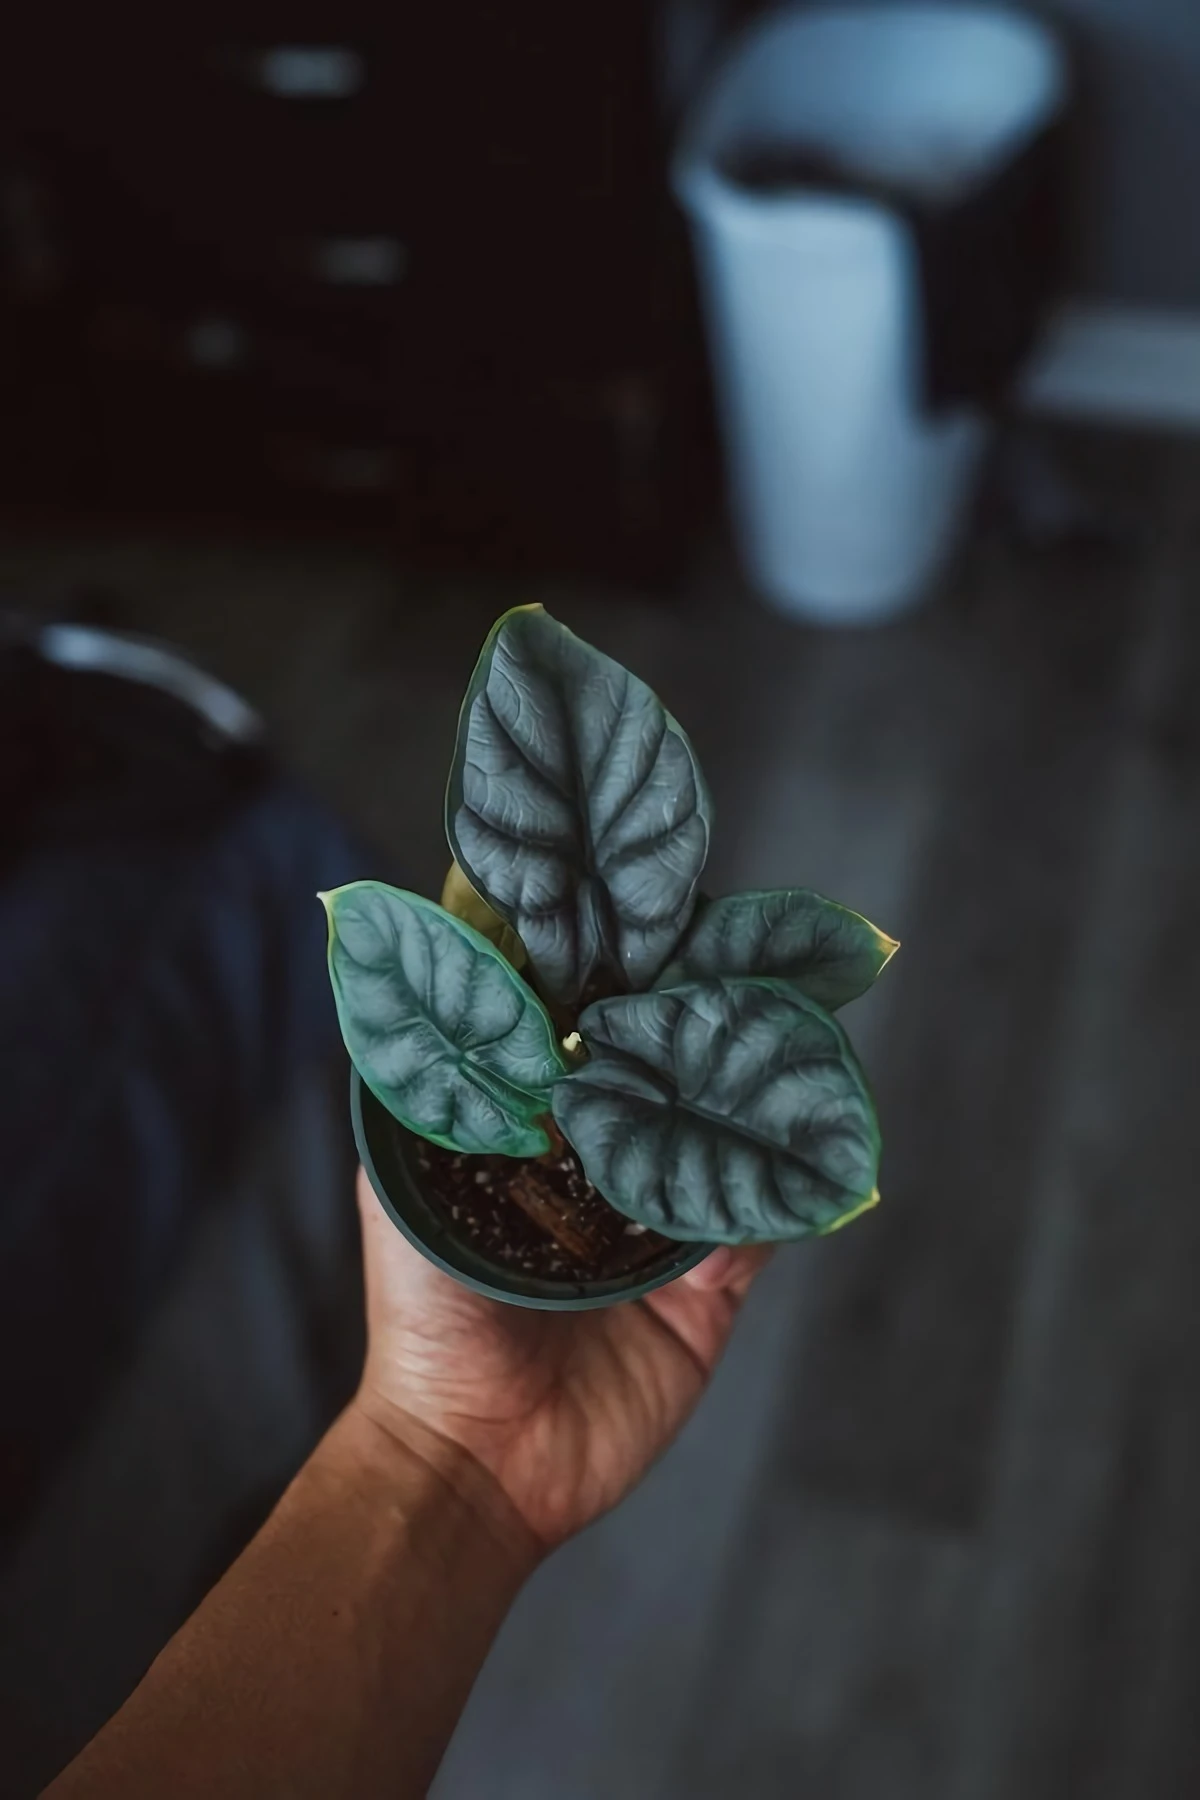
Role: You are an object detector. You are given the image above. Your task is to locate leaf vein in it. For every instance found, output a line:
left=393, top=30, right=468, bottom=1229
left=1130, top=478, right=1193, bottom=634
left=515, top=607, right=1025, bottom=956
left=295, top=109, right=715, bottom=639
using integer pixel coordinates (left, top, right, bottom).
left=486, top=677, right=576, bottom=806
left=593, top=709, right=671, bottom=856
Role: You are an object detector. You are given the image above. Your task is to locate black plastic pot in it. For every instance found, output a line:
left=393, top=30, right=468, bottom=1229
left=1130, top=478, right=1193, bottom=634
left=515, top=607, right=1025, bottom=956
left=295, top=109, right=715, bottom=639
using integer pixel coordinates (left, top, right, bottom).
left=352, top=1070, right=709, bottom=1310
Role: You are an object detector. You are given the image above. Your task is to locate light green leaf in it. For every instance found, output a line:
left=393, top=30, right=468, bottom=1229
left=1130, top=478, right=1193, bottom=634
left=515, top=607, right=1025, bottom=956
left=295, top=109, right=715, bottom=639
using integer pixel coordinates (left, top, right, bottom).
left=446, top=605, right=712, bottom=1007
left=657, top=888, right=898, bottom=1010
left=322, top=881, right=567, bottom=1156
left=552, top=978, right=880, bottom=1243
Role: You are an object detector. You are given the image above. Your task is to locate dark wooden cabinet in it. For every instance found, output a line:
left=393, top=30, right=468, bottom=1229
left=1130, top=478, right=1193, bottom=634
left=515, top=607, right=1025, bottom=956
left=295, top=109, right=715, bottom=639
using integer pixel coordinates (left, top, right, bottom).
left=0, top=4, right=716, bottom=579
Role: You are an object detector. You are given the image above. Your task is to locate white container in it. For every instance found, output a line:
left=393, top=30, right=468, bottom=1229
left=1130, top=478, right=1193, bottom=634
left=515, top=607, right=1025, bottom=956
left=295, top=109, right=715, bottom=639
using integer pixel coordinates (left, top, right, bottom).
left=672, top=5, right=1067, bottom=623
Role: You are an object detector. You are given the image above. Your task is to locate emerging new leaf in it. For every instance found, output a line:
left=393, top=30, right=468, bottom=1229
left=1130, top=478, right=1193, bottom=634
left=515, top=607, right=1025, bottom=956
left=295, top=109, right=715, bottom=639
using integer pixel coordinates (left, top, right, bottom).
left=552, top=978, right=880, bottom=1242
left=322, top=881, right=567, bottom=1157
left=657, top=888, right=898, bottom=1011
left=446, top=605, right=712, bottom=1008
left=441, top=858, right=527, bottom=970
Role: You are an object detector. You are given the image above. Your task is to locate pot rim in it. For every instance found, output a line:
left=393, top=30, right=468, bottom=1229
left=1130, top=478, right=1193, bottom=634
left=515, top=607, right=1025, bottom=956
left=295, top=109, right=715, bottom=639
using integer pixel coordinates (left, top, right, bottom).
left=351, top=1068, right=710, bottom=1311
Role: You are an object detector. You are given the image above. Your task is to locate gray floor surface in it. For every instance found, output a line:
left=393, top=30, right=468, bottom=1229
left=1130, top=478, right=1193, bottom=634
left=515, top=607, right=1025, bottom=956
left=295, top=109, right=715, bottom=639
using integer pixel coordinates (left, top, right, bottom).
left=3, top=432, right=1198, bottom=1796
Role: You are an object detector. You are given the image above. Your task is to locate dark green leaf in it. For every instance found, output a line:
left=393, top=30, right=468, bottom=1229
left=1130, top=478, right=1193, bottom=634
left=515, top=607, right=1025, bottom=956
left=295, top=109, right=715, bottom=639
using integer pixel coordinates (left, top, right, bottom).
left=322, top=881, right=567, bottom=1156
left=552, top=978, right=880, bottom=1243
left=657, top=888, right=898, bottom=1010
left=446, top=605, right=712, bottom=1007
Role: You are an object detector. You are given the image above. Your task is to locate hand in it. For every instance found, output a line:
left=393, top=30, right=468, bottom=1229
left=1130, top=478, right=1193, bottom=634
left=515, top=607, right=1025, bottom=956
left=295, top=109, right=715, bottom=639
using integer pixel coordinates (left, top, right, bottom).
left=353, top=1168, right=770, bottom=1551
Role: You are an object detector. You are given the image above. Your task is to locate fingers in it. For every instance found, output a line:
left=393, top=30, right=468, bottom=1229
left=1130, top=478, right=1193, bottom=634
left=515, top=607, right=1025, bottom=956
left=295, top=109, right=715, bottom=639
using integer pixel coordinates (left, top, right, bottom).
left=356, top=1162, right=393, bottom=1231
left=357, top=1163, right=399, bottom=1263
left=680, top=1243, right=774, bottom=1298
left=356, top=1165, right=449, bottom=1307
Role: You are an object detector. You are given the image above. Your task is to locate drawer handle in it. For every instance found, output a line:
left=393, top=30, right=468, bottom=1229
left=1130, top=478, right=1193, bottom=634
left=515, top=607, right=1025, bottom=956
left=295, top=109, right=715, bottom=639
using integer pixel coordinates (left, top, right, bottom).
left=312, top=237, right=408, bottom=286
left=253, top=46, right=365, bottom=99
left=185, top=316, right=248, bottom=370
left=269, top=437, right=395, bottom=491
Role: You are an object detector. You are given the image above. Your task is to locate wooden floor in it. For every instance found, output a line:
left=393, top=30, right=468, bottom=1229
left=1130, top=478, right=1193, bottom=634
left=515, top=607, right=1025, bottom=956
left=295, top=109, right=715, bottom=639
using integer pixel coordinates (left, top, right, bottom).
left=5, top=430, right=1200, bottom=1797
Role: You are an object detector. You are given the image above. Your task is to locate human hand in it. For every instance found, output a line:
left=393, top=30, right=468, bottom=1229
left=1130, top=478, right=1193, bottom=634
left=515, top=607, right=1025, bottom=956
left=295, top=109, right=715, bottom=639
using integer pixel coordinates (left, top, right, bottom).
left=352, top=1169, right=770, bottom=1552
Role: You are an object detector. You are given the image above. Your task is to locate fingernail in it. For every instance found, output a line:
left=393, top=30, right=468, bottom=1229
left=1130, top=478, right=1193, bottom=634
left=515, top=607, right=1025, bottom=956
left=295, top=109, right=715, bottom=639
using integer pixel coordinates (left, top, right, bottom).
left=688, top=1247, right=734, bottom=1290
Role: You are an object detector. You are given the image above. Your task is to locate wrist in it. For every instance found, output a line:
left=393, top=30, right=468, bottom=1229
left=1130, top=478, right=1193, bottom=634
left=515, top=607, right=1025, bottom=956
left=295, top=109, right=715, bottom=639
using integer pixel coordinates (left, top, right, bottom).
left=334, top=1393, right=543, bottom=1586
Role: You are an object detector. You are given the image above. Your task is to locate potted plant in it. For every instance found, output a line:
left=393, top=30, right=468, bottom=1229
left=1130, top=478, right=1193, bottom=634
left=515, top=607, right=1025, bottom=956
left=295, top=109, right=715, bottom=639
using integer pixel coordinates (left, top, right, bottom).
left=322, top=606, right=897, bottom=1310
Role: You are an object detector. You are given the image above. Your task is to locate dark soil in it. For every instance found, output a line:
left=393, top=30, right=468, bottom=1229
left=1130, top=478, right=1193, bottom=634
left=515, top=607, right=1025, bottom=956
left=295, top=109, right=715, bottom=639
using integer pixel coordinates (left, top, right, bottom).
left=415, top=1138, right=675, bottom=1282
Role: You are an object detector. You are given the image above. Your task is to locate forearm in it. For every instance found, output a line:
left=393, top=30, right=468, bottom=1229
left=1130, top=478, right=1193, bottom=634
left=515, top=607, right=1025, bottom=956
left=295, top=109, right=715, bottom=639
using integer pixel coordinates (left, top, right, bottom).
left=44, top=1401, right=540, bottom=1800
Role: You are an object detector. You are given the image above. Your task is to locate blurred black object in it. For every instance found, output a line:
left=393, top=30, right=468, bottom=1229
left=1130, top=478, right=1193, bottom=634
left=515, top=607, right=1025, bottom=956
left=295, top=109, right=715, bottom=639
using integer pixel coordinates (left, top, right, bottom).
left=0, top=622, right=363, bottom=1541
left=0, top=9, right=717, bottom=583
left=1, top=625, right=264, bottom=857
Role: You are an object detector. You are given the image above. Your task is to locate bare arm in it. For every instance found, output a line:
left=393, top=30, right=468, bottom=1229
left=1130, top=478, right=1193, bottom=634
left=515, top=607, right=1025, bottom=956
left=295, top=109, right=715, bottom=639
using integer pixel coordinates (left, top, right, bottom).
left=44, top=1403, right=538, bottom=1800
left=46, top=1172, right=768, bottom=1797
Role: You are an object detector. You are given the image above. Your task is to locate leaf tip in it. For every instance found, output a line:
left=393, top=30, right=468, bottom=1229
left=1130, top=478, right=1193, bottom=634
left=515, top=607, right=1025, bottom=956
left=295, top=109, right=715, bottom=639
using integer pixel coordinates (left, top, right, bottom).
left=316, top=889, right=337, bottom=950
left=820, top=1186, right=882, bottom=1236
left=496, top=600, right=546, bottom=635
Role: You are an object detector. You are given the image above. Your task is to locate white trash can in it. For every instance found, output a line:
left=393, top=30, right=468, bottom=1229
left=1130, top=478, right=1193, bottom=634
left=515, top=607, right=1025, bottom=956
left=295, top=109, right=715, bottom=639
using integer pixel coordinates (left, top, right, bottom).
left=672, top=5, right=1067, bottom=624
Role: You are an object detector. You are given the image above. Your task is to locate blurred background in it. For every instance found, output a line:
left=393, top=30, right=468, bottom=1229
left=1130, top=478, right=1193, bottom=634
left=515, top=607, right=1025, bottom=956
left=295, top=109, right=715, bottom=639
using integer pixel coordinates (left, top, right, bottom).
left=2, top=1, right=1200, bottom=1795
